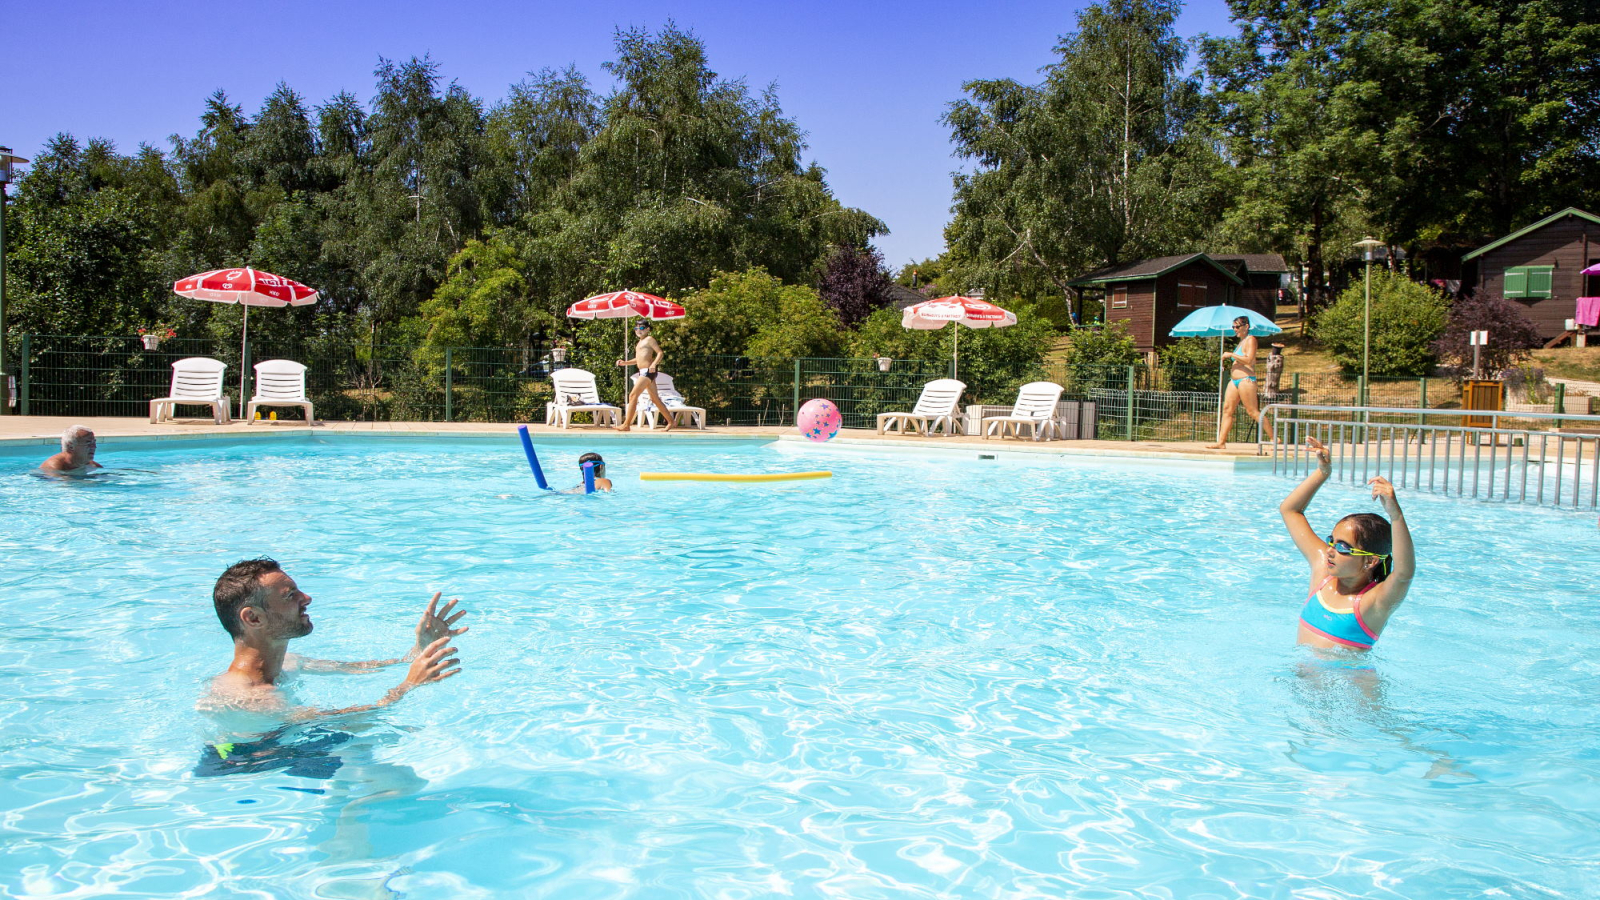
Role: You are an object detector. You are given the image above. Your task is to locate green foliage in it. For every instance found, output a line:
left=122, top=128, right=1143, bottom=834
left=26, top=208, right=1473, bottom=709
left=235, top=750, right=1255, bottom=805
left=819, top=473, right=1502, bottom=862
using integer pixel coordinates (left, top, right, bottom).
left=417, top=234, right=538, bottom=350
left=1061, top=321, right=1141, bottom=386
left=1157, top=336, right=1222, bottom=391
left=944, top=0, right=1227, bottom=302
left=654, top=268, right=843, bottom=361
left=5, top=27, right=880, bottom=357
left=1312, top=271, right=1449, bottom=376
left=846, top=304, right=1058, bottom=403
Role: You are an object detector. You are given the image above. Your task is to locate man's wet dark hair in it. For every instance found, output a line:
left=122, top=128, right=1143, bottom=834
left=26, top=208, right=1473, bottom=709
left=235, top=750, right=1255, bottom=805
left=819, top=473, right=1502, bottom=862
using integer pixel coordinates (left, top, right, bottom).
left=1337, top=513, right=1393, bottom=582
left=214, top=557, right=282, bottom=638
left=578, top=452, right=605, bottom=477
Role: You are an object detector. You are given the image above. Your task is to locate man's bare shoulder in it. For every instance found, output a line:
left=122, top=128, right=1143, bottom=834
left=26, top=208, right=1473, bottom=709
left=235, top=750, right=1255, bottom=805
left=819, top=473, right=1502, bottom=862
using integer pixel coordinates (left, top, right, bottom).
left=199, top=671, right=288, bottom=714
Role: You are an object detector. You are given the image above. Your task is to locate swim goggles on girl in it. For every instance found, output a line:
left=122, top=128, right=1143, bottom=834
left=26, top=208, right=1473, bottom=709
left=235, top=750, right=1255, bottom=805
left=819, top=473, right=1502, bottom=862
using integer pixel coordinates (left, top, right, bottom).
left=1324, top=536, right=1385, bottom=558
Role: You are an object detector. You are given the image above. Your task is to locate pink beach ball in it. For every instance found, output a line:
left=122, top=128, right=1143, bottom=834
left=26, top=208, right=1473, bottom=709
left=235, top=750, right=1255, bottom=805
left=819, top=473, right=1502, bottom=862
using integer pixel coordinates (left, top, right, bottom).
left=797, top=399, right=842, bottom=443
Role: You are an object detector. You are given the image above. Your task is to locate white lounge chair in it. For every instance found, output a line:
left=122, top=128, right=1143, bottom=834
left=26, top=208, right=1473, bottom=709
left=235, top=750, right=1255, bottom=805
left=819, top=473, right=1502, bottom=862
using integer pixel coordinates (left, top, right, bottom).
left=246, top=359, right=315, bottom=424
left=546, top=368, right=622, bottom=428
left=876, top=378, right=965, bottom=436
left=149, top=357, right=231, bottom=424
left=981, top=381, right=1065, bottom=441
left=633, top=373, right=706, bottom=429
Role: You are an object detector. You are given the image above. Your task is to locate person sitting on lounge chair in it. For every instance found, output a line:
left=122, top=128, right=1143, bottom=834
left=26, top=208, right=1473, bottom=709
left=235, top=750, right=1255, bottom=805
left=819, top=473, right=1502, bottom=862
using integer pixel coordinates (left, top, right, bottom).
left=40, top=426, right=103, bottom=477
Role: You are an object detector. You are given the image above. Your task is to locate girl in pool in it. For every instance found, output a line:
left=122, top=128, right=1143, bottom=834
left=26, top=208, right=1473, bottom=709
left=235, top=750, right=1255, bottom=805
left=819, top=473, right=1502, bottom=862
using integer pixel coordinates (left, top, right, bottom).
left=1280, top=436, right=1415, bottom=650
left=1208, top=316, right=1268, bottom=449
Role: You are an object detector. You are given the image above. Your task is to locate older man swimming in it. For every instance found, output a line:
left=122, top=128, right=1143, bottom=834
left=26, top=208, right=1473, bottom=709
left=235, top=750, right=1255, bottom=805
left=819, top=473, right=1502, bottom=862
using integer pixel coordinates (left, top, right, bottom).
left=40, top=425, right=103, bottom=476
left=199, top=558, right=467, bottom=721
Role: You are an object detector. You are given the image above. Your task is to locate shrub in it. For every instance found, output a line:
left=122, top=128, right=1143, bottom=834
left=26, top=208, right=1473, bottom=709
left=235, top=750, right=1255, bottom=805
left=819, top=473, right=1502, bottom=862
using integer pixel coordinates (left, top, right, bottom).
left=1062, top=321, right=1141, bottom=388
left=1431, top=293, right=1542, bottom=380
left=1312, top=271, right=1449, bottom=377
left=655, top=267, right=844, bottom=360
left=1157, top=337, right=1222, bottom=392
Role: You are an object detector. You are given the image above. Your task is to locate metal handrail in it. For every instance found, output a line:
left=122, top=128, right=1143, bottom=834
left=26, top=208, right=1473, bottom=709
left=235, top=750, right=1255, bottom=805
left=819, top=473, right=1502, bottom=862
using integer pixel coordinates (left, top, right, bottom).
left=1259, top=402, right=1600, bottom=511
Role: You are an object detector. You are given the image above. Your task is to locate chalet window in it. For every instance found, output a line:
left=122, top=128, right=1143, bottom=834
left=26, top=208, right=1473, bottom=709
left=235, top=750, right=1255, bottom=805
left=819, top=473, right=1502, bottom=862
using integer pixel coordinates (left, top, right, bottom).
left=1111, top=287, right=1128, bottom=309
left=1177, top=282, right=1206, bottom=308
left=1504, top=265, right=1554, bottom=299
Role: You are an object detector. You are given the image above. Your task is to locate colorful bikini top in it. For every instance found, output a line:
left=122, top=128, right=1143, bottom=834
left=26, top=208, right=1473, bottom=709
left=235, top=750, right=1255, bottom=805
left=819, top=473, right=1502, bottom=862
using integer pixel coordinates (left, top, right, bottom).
left=1298, top=576, right=1379, bottom=649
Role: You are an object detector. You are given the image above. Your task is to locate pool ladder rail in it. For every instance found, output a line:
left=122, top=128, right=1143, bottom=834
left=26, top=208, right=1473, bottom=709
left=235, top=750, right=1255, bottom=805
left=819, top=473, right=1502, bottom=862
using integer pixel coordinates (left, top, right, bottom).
left=1260, top=403, right=1600, bottom=511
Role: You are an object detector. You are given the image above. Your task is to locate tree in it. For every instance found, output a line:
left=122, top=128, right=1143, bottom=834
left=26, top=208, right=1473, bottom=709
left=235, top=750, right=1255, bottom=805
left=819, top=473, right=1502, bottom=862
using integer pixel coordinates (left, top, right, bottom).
left=1312, top=271, right=1449, bottom=376
left=817, top=245, right=892, bottom=328
left=944, top=0, right=1224, bottom=301
left=1431, top=294, right=1541, bottom=379
left=654, top=267, right=843, bottom=361
left=1200, top=0, right=1386, bottom=306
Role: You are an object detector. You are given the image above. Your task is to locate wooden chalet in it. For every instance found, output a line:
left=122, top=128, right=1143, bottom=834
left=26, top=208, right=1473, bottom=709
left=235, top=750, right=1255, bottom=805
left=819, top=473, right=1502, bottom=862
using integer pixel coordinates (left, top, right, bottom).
left=1067, top=253, right=1252, bottom=351
left=1211, top=253, right=1290, bottom=317
left=1462, top=207, right=1600, bottom=339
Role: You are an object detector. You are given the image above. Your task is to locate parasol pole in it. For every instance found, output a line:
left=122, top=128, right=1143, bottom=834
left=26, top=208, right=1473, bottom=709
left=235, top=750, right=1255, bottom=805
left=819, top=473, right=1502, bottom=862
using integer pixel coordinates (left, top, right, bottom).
left=240, top=303, right=250, bottom=420
left=953, top=324, right=960, bottom=380
left=1217, top=333, right=1226, bottom=444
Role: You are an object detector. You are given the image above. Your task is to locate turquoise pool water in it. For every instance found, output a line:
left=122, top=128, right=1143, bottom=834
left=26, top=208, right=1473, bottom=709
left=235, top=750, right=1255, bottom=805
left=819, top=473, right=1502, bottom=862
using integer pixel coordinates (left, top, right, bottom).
left=0, top=435, right=1595, bottom=898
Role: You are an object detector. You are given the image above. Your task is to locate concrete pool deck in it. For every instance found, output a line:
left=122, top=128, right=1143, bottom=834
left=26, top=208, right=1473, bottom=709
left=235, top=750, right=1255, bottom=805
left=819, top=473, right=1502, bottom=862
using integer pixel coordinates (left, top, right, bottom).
left=0, top=415, right=1273, bottom=467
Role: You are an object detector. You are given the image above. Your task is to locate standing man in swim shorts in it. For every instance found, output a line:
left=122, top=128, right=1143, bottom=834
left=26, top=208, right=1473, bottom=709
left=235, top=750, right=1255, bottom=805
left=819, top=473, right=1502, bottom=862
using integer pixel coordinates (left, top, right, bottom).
left=199, top=558, right=468, bottom=720
left=1208, top=316, right=1269, bottom=450
left=615, top=320, right=674, bottom=432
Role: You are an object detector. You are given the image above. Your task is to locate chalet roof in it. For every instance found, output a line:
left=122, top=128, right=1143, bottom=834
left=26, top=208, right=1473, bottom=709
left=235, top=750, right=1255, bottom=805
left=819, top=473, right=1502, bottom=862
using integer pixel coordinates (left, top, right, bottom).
left=1211, top=253, right=1290, bottom=273
left=1067, top=253, right=1244, bottom=287
left=885, top=282, right=930, bottom=310
left=1462, top=207, right=1600, bottom=261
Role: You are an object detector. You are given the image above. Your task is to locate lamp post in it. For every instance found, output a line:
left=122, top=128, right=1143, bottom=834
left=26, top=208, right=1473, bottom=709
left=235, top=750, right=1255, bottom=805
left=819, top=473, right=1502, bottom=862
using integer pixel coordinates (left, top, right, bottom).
left=1353, top=237, right=1385, bottom=407
left=0, top=147, right=30, bottom=416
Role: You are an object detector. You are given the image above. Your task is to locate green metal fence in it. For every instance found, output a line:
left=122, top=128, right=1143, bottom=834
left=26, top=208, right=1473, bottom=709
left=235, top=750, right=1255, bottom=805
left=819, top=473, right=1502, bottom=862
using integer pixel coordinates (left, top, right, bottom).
left=16, top=334, right=1541, bottom=440
left=12, top=336, right=945, bottom=430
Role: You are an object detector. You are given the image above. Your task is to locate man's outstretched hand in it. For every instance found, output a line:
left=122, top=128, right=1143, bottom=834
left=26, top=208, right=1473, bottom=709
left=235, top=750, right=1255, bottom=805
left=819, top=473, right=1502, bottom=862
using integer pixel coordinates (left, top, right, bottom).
left=416, top=592, right=469, bottom=649
left=404, top=636, right=462, bottom=688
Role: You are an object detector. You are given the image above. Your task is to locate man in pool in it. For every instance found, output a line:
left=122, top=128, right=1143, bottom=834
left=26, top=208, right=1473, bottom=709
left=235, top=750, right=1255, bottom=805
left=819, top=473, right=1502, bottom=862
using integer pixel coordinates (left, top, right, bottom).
left=40, top=425, right=103, bottom=476
left=200, top=558, right=467, bottom=720
left=615, top=320, right=674, bottom=432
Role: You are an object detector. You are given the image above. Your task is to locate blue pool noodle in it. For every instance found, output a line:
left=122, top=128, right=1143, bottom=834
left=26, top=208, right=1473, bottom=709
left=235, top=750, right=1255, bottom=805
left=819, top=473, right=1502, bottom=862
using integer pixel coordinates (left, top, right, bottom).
left=517, top=426, right=550, bottom=490
left=582, top=461, right=596, bottom=494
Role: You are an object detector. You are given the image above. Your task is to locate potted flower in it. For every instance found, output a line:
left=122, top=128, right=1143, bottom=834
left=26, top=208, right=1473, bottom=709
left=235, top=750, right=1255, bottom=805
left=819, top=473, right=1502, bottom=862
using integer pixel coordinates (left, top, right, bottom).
left=138, top=324, right=177, bottom=350
left=551, top=338, right=572, bottom=364
left=876, top=356, right=893, bottom=373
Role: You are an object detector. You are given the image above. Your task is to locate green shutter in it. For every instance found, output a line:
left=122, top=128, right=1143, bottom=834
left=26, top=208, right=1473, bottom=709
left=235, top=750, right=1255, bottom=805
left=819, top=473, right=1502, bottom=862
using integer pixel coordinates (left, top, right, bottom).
left=1526, top=266, right=1554, bottom=298
left=1503, top=267, right=1528, bottom=298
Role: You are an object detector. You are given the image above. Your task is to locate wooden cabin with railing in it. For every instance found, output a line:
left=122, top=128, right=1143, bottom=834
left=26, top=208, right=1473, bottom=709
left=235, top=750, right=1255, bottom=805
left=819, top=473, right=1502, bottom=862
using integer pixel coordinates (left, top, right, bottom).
left=1462, top=207, right=1600, bottom=343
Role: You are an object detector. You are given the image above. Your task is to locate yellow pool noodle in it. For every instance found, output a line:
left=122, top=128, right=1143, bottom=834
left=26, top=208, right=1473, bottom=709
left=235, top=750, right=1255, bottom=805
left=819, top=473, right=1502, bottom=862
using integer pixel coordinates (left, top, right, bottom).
left=639, top=471, right=833, bottom=483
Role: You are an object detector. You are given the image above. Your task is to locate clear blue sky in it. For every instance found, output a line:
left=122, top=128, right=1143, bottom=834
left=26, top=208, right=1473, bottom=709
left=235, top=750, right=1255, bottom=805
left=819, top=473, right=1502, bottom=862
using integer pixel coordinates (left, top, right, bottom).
left=3, top=0, right=1237, bottom=270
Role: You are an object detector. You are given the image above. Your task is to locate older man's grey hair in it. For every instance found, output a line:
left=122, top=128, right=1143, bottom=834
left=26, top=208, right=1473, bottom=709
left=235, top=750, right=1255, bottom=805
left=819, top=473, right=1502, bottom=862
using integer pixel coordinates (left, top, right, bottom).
left=61, top=425, right=95, bottom=453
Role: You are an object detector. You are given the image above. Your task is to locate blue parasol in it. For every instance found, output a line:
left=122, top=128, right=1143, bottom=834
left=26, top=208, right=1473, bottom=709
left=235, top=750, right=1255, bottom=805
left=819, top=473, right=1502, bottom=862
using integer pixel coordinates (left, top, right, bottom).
left=1169, top=305, right=1282, bottom=444
left=1169, top=305, right=1282, bottom=338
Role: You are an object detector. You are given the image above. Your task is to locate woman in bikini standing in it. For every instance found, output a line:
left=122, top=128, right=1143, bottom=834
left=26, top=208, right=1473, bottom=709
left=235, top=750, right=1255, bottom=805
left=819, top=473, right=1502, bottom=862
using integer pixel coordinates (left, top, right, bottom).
left=1208, top=316, right=1268, bottom=449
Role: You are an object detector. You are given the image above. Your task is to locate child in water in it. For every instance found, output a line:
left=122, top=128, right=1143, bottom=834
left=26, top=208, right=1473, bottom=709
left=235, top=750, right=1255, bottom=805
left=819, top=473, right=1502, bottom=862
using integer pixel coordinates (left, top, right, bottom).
left=574, top=452, right=613, bottom=493
left=1280, top=437, right=1415, bottom=650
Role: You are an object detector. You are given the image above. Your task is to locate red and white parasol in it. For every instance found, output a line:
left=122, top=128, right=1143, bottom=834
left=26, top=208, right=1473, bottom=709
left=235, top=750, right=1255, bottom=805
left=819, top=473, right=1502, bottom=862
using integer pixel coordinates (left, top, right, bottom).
left=900, top=295, right=1016, bottom=378
left=566, top=290, right=685, bottom=321
left=174, top=268, right=319, bottom=417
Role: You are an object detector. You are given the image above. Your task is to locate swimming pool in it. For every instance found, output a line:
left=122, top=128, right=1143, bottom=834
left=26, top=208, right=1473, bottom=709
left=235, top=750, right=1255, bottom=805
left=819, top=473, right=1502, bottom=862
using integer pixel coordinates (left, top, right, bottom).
left=1, top=435, right=1595, bottom=898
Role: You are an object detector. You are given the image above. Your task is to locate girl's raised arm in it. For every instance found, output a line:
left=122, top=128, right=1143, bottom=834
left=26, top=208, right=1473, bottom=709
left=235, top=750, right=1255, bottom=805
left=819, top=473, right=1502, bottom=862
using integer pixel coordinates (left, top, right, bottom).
left=1280, top=437, right=1333, bottom=565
